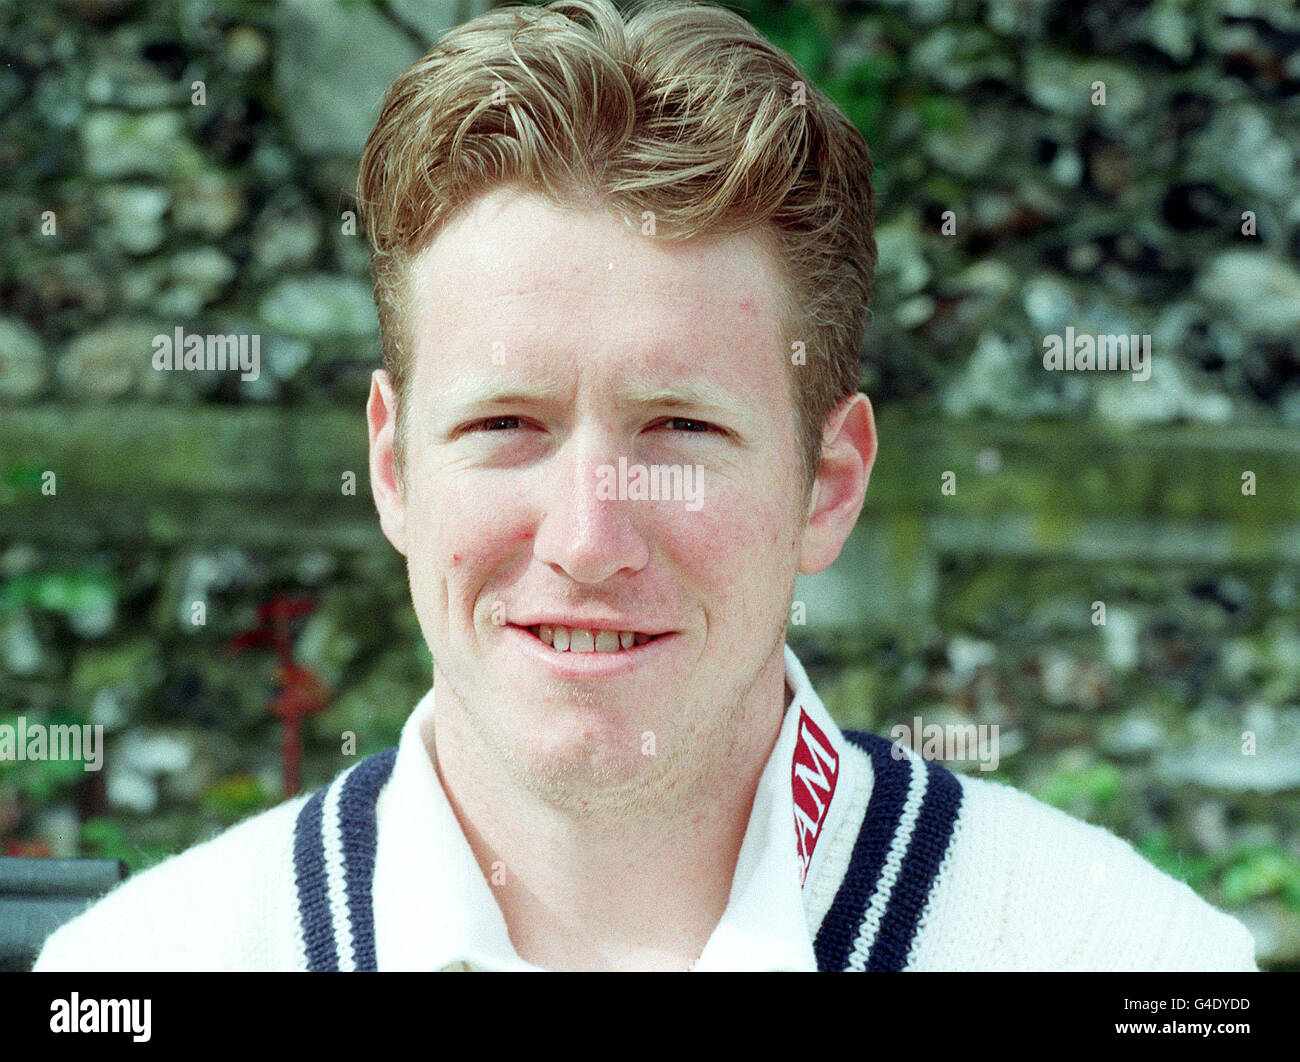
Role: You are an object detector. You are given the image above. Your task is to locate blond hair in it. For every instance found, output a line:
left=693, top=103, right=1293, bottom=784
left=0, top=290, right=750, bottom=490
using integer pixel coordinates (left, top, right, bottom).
left=357, top=0, right=877, bottom=495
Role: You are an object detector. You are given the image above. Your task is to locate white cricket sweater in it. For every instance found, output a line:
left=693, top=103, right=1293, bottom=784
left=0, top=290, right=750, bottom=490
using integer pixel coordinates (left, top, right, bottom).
left=34, top=646, right=1257, bottom=972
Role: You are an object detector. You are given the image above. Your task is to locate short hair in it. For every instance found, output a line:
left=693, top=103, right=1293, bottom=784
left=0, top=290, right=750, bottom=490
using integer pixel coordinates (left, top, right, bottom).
left=357, top=0, right=877, bottom=497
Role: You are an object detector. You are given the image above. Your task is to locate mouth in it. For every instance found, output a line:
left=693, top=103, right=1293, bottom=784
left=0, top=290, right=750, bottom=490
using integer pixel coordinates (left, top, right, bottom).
left=521, top=624, right=661, bottom=653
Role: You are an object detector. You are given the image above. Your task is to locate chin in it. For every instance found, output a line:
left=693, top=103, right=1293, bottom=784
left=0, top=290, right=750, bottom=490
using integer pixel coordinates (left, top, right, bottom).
left=507, top=718, right=656, bottom=800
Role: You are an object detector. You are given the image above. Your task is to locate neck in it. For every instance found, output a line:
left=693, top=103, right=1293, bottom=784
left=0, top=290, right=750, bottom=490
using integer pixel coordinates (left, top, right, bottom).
left=426, top=649, right=791, bottom=971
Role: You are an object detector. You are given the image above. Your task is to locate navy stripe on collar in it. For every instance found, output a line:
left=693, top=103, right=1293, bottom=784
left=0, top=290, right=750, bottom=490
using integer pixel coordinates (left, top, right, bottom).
left=292, top=783, right=338, bottom=971
left=293, top=748, right=398, bottom=972
left=339, top=749, right=399, bottom=970
left=813, top=731, right=964, bottom=972
left=295, top=733, right=962, bottom=972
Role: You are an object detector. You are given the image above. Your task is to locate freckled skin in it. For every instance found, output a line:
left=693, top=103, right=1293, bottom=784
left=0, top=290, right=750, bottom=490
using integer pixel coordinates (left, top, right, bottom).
left=367, top=185, right=877, bottom=817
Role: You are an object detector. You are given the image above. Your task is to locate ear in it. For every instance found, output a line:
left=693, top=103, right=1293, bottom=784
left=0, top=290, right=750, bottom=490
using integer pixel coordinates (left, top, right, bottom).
left=797, top=392, right=877, bottom=575
left=367, top=369, right=408, bottom=556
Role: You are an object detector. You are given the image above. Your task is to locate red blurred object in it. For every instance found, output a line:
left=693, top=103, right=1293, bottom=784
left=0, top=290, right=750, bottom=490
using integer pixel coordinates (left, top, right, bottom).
left=4, top=839, right=52, bottom=858
left=228, top=595, right=332, bottom=797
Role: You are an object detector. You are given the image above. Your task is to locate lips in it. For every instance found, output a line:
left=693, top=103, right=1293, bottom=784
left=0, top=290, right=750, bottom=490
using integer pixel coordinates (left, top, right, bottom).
left=504, top=622, right=673, bottom=678
left=530, top=625, right=656, bottom=653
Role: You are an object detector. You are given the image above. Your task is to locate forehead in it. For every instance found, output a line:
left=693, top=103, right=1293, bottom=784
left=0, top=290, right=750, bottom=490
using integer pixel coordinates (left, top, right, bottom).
left=402, top=186, right=790, bottom=389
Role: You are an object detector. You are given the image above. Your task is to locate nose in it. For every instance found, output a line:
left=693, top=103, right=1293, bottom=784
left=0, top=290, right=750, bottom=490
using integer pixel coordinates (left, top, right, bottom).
left=532, top=430, right=650, bottom=585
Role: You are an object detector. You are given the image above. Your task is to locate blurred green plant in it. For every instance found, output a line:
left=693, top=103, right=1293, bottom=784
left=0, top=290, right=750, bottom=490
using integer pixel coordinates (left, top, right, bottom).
left=1034, top=760, right=1123, bottom=816
left=734, top=0, right=837, bottom=78
left=1136, top=828, right=1215, bottom=891
left=1, top=463, right=47, bottom=495
left=201, top=774, right=275, bottom=820
left=80, top=817, right=169, bottom=874
left=823, top=55, right=910, bottom=145
left=1138, top=830, right=1300, bottom=913
left=0, top=711, right=93, bottom=802
left=1219, top=845, right=1300, bottom=910
left=0, top=570, right=117, bottom=620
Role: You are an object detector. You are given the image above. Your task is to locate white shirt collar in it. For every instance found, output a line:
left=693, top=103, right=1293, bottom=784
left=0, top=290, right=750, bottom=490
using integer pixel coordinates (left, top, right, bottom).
left=372, top=644, right=852, bottom=971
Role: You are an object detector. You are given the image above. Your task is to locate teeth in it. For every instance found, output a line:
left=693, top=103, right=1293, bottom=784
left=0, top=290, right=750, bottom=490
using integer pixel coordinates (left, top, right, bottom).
left=532, top=625, right=653, bottom=653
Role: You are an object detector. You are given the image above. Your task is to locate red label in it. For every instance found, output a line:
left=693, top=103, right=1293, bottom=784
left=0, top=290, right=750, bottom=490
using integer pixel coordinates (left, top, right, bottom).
left=791, top=708, right=840, bottom=884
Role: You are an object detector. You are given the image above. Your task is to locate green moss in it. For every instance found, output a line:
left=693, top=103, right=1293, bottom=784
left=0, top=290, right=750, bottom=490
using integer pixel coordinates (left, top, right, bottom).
left=80, top=817, right=170, bottom=874
left=1135, top=829, right=1215, bottom=890
left=1220, top=846, right=1300, bottom=910
left=1034, top=761, right=1122, bottom=814
left=201, top=774, right=276, bottom=821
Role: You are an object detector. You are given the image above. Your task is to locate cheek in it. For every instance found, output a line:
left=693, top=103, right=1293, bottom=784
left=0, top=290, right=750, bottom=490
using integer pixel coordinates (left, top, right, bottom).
left=409, top=471, right=524, bottom=546
left=444, top=525, right=534, bottom=582
left=412, top=490, right=534, bottom=595
left=662, top=483, right=796, bottom=583
left=402, top=487, right=475, bottom=593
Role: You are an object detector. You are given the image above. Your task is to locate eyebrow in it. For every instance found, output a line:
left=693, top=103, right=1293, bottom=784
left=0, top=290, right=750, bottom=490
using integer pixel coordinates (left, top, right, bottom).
left=437, top=375, right=749, bottom=417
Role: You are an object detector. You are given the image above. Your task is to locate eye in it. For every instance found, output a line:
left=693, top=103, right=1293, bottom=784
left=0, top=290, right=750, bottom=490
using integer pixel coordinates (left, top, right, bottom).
left=467, top=416, right=524, bottom=432
left=661, top=417, right=716, bottom=433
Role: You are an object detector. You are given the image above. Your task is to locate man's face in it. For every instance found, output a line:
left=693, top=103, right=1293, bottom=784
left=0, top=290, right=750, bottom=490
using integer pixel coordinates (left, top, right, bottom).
left=369, top=185, right=834, bottom=801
